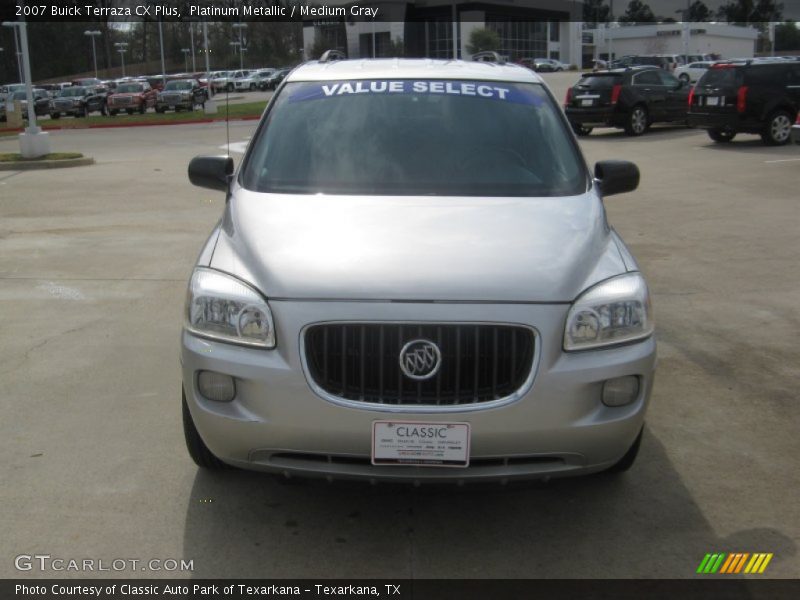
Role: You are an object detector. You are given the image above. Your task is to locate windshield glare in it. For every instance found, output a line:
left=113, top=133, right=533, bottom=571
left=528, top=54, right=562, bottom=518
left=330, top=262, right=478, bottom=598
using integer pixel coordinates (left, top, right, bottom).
left=117, top=84, right=143, bottom=93
left=241, top=79, right=586, bottom=197
left=166, top=81, right=192, bottom=90
left=61, top=88, right=86, bottom=97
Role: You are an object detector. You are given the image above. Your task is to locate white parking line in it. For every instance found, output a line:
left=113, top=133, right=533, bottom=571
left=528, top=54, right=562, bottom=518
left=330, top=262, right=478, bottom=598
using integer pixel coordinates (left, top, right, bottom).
left=764, top=158, right=800, bottom=163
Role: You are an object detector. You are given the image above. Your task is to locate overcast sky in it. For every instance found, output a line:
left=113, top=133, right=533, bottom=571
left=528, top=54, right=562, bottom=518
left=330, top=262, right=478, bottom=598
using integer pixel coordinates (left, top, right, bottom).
left=605, top=0, right=799, bottom=20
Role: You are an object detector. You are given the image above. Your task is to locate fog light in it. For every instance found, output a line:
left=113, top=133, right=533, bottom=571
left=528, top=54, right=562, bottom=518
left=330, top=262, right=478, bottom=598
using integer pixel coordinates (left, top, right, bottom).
left=602, top=376, right=640, bottom=407
left=197, top=371, right=236, bottom=402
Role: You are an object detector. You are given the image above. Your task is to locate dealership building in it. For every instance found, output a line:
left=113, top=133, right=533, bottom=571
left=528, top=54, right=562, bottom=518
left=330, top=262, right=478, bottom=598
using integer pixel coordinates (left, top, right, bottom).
left=586, top=22, right=759, bottom=62
left=302, top=0, right=584, bottom=66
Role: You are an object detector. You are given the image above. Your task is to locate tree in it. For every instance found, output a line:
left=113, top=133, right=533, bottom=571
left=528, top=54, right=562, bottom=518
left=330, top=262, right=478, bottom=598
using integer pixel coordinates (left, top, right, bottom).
left=583, top=0, right=611, bottom=24
left=688, top=1, right=712, bottom=21
left=717, top=0, right=783, bottom=24
left=466, top=28, right=501, bottom=55
left=619, top=0, right=657, bottom=24
left=775, top=20, right=800, bottom=50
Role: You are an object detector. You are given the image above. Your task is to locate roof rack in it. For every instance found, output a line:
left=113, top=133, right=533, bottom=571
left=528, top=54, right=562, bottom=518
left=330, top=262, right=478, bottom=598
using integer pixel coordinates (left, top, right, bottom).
left=471, top=51, right=506, bottom=65
left=319, top=49, right=346, bottom=63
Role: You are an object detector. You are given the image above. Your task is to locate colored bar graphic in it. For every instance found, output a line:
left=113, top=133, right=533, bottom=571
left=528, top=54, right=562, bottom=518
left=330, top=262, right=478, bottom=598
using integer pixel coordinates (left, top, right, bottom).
left=719, top=554, right=736, bottom=574
left=697, top=554, right=713, bottom=574
left=744, top=554, right=760, bottom=574
left=710, top=553, right=726, bottom=573
left=719, top=554, right=737, bottom=573
left=733, top=553, right=749, bottom=573
left=758, top=553, right=773, bottom=574
left=699, top=552, right=773, bottom=575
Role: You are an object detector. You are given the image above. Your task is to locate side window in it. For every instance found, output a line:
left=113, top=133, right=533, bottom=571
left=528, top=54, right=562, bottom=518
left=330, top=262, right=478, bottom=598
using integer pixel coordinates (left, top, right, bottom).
left=656, top=71, right=679, bottom=86
left=633, top=71, right=660, bottom=86
left=746, top=66, right=781, bottom=86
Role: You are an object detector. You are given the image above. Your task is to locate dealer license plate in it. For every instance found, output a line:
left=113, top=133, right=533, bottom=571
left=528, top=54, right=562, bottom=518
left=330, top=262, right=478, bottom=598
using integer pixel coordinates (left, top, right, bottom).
left=372, top=421, right=470, bottom=467
left=705, top=96, right=721, bottom=106
left=169, top=105, right=175, bottom=110
left=580, top=98, right=594, bottom=106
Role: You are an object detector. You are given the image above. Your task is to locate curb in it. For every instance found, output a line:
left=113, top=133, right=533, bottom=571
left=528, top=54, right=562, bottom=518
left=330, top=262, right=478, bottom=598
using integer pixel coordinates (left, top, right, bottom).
left=0, top=156, right=95, bottom=171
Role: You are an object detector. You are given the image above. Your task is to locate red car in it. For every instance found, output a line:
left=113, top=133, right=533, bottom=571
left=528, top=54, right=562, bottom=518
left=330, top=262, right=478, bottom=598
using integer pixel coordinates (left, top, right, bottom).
left=106, top=81, right=157, bottom=115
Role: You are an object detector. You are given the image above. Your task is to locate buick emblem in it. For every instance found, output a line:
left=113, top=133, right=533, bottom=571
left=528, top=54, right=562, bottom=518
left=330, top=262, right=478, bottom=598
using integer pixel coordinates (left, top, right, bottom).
left=399, top=339, right=442, bottom=381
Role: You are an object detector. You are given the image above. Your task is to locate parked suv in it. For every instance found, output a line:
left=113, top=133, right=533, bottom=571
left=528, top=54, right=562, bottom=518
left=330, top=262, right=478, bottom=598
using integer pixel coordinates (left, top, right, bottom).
left=565, top=66, right=690, bottom=136
left=688, top=61, right=800, bottom=145
left=8, top=88, right=52, bottom=117
left=181, top=55, right=656, bottom=482
left=156, top=79, right=207, bottom=112
left=106, top=81, right=157, bottom=115
left=50, top=86, right=107, bottom=118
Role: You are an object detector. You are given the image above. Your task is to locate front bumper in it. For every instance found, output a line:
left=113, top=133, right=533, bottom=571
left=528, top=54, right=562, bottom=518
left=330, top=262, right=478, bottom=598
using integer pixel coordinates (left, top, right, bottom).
left=157, top=97, right=193, bottom=110
left=181, top=301, right=656, bottom=482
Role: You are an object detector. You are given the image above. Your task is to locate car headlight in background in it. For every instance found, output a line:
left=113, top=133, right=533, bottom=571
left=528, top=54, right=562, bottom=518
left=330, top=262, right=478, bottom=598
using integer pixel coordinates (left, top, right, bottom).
left=185, top=268, right=276, bottom=348
left=564, top=273, right=653, bottom=351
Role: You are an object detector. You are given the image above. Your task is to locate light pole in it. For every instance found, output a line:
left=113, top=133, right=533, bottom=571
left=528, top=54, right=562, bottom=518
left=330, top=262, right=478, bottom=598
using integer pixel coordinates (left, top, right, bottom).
left=182, top=48, right=190, bottom=72
left=202, top=20, right=216, bottom=114
left=188, top=23, right=196, bottom=72
left=84, top=30, right=101, bottom=79
left=229, top=41, right=241, bottom=70
left=232, top=23, right=247, bottom=70
left=114, top=42, right=128, bottom=77
left=158, top=20, right=166, bottom=89
left=9, top=22, right=23, bottom=82
left=2, top=19, right=51, bottom=157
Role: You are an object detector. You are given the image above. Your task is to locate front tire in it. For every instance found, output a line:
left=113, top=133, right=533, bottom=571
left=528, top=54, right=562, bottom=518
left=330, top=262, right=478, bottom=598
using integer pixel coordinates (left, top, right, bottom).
left=679, top=73, right=690, bottom=83
left=761, top=110, right=793, bottom=146
left=624, top=105, right=648, bottom=136
left=51, top=112, right=60, bottom=119
left=109, top=109, right=118, bottom=116
left=708, top=128, right=736, bottom=143
left=182, top=389, right=226, bottom=470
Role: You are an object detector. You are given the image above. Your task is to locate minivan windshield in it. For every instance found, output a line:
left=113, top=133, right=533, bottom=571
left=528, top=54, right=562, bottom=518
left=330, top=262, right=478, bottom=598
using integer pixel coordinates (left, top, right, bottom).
left=241, top=80, right=586, bottom=196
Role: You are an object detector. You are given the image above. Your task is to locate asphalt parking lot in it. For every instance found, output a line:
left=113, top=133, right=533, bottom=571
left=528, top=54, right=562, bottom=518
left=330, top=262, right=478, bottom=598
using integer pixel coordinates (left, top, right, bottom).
left=1, top=71, right=798, bottom=579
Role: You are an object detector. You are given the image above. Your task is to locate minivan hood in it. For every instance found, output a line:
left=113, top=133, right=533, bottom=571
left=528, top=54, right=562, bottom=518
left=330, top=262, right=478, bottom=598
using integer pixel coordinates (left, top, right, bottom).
left=209, top=189, right=628, bottom=303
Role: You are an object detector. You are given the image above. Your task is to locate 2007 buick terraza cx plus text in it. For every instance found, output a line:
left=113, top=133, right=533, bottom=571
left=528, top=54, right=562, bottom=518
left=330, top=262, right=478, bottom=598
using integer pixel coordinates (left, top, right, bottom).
left=180, top=57, right=656, bottom=482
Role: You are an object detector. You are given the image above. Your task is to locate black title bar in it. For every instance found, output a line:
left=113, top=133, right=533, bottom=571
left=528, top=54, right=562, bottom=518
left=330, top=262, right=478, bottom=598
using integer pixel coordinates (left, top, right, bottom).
left=5, top=579, right=800, bottom=600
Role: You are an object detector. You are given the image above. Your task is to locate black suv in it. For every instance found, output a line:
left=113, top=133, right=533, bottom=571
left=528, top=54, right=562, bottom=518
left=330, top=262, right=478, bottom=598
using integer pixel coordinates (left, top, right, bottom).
left=51, top=86, right=107, bottom=118
left=688, top=61, right=800, bottom=145
left=565, top=66, right=690, bottom=136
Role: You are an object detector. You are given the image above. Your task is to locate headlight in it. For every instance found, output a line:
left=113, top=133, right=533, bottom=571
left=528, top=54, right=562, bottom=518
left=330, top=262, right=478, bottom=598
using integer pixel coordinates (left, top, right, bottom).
left=185, top=268, right=276, bottom=349
left=564, top=273, right=653, bottom=351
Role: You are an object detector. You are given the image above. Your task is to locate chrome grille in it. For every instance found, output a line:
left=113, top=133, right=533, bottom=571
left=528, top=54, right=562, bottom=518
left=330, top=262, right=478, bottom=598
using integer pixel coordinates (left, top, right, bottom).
left=162, top=94, right=182, bottom=104
left=304, top=324, right=535, bottom=406
left=55, top=99, right=73, bottom=110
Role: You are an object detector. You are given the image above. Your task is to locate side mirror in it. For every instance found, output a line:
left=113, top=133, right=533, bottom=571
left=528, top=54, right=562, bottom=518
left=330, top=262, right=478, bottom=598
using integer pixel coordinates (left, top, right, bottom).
left=188, top=155, right=234, bottom=192
left=594, top=160, right=640, bottom=197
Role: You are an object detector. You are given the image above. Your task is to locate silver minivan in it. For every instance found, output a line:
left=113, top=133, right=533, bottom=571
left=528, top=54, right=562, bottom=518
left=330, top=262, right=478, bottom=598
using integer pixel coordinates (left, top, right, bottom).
left=181, top=56, right=656, bottom=482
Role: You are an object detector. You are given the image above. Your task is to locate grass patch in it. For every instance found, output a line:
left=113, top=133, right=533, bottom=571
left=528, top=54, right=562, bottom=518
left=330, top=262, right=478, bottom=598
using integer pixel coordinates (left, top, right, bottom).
left=0, top=101, right=266, bottom=135
left=0, top=152, right=83, bottom=162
